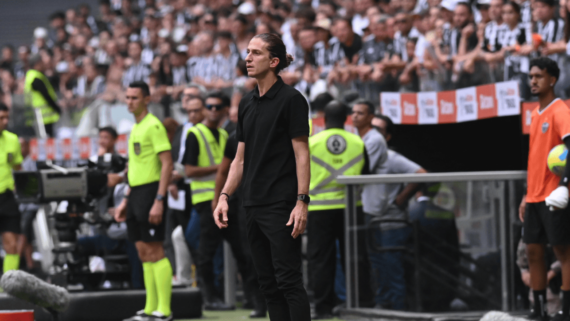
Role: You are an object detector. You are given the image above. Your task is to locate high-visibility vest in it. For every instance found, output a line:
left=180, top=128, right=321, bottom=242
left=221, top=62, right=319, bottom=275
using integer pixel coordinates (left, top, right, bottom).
left=189, top=123, right=227, bottom=205
left=24, top=69, right=60, bottom=125
left=309, top=128, right=365, bottom=211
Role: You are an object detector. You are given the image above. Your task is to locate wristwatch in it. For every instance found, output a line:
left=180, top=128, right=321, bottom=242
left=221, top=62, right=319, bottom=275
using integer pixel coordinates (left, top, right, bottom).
left=156, top=194, right=165, bottom=201
left=297, top=194, right=310, bottom=204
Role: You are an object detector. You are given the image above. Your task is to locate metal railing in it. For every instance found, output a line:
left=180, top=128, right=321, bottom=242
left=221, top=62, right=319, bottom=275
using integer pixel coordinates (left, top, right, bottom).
left=338, top=171, right=527, bottom=312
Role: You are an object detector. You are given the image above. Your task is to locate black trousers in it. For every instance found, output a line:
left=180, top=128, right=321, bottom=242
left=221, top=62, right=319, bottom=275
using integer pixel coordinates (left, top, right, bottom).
left=308, top=207, right=374, bottom=314
left=245, top=201, right=311, bottom=321
left=194, top=201, right=260, bottom=302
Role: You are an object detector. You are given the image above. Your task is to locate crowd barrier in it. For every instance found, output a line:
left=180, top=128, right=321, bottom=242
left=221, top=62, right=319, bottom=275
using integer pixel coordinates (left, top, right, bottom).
left=29, top=80, right=560, bottom=161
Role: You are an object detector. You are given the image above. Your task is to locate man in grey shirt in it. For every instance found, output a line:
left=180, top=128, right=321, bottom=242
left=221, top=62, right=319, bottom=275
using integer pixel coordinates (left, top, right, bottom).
left=362, top=113, right=426, bottom=310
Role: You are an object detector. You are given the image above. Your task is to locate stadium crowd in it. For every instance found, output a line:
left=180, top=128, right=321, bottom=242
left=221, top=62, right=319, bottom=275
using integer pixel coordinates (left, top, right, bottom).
left=1, top=0, right=569, bottom=319
left=2, top=0, right=570, bottom=131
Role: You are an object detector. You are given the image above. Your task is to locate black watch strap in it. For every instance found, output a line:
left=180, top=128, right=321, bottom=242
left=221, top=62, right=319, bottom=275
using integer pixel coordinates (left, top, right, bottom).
left=297, top=194, right=310, bottom=204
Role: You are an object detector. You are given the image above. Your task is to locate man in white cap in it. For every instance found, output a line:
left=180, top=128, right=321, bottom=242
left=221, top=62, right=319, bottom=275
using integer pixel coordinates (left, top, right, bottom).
left=31, top=27, right=49, bottom=55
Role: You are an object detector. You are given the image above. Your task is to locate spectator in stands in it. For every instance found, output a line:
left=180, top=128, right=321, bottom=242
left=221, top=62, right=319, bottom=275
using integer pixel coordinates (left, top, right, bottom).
left=187, top=31, right=217, bottom=90
left=122, top=41, right=150, bottom=88
left=18, top=137, right=39, bottom=272
left=356, top=15, right=396, bottom=106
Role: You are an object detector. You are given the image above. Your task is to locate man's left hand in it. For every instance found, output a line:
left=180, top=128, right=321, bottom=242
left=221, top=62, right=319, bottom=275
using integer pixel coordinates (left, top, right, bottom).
left=286, top=201, right=308, bottom=239
left=149, top=200, right=164, bottom=225
left=545, top=186, right=569, bottom=211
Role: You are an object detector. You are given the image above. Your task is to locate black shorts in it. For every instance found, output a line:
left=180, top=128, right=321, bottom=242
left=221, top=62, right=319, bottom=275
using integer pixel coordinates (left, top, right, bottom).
left=0, top=191, right=21, bottom=234
left=126, top=182, right=166, bottom=243
left=524, top=202, right=570, bottom=246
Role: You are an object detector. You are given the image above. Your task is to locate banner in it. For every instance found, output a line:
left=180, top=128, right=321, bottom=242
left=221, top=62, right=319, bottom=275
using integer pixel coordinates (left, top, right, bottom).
left=30, top=134, right=129, bottom=161
left=381, top=81, right=521, bottom=125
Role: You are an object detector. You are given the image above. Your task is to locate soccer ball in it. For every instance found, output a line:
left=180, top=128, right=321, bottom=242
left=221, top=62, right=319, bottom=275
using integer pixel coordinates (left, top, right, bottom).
left=547, top=144, right=568, bottom=176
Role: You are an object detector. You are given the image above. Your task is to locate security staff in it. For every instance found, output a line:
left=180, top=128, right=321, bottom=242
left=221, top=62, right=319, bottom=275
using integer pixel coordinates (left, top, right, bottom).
left=24, top=54, right=61, bottom=137
left=182, top=92, right=261, bottom=313
left=0, top=103, right=23, bottom=273
left=115, top=81, right=174, bottom=321
left=307, top=101, right=374, bottom=319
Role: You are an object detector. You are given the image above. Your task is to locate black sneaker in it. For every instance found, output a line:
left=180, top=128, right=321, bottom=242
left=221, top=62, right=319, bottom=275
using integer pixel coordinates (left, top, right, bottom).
left=552, top=311, right=570, bottom=321
left=527, top=309, right=550, bottom=321
left=149, top=311, right=173, bottom=321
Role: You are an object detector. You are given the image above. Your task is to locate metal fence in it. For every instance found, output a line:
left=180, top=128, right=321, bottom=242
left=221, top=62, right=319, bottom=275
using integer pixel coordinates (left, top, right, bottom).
left=338, top=171, right=527, bottom=312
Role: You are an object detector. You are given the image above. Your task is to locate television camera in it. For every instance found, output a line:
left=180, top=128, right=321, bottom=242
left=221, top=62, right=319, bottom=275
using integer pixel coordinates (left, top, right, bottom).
left=13, top=154, right=131, bottom=290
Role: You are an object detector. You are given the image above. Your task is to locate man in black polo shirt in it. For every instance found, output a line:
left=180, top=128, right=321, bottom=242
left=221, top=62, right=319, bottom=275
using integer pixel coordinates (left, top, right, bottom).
left=213, top=33, right=312, bottom=321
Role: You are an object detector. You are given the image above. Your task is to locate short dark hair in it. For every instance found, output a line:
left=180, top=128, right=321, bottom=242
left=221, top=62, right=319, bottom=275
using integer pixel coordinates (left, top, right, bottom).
left=253, top=33, right=294, bottom=74
left=456, top=1, right=473, bottom=14
left=99, top=126, right=118, bottom=139
left=535, top=0, right=555, bottom=6
left=128, top=81, right=150, bottom=96
left=311, top=92, right=334, bottom=112
left=49, top=11, right=66, bottom=21
left=333, top=17, right=353, bottom=29
left=237, top=60, right=248, bottom=76
left=530, top=57, right=560, bottom=82
left=504, top=1, right=521, bottom=15
left=295, top=7, right=316, bottom=23
left=324, top=100, right=348, bottom=125
left=0, top=103, right=8, bottom=112
left=353, top=99, right=375, bottom=115
left=206, top=91, right=231, bottom=107
left=375, top=113, right=394, bottom=137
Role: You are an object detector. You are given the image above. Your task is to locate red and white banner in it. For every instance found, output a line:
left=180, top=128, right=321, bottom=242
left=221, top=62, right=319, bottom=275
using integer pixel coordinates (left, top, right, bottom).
left=381, top=81, right=521, bottom=125
left=30, top=134, right=129, bottom=161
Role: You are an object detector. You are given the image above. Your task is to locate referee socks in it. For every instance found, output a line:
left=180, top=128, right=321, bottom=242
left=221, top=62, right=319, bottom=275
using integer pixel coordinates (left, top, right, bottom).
left=153, top=257, right=173, bottom=317
left=143, top=262, right=158, bottom=315
left=3, top=254, right=19, bottom=273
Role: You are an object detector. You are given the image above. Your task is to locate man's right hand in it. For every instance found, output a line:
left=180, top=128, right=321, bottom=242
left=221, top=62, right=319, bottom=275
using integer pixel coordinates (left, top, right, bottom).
left=115, top=199, right=128, bottom=223
left=168, top=184, right=179, bottom=200
left=213, top=195, right=229, bottom=229
left=519, top=197, right=526, bottom=222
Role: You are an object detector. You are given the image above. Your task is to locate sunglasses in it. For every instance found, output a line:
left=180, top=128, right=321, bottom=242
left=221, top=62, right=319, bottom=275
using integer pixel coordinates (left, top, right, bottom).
left=206, top=104, right=225, bottom=110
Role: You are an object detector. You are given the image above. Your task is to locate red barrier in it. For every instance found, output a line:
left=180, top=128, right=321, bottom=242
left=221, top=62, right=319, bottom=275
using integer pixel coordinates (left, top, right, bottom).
left=0, top=310, right=34, bottom=321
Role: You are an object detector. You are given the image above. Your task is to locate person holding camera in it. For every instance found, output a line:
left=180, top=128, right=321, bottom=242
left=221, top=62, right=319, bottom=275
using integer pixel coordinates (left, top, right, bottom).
left=115, top=82, right=174, bottom=321
left=0, top=103, right=23, bottom=274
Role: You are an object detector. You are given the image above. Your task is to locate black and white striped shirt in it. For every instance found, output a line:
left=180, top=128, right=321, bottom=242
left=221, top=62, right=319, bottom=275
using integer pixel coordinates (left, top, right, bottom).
left=520, top=1, right=532, bottom=27
left=314, top=38, right=345, bottom=78
left=393, top=28, right=421, bottom=61
left=122, top=62, right=151, bottom=88
left=538, top=18, right=565, bottom=60
left=172, top=65, right=188, bottom=86
left=215, top=52, right=241, bottom=81
left=482, top=21, right=507, bottom=52
left=450, top=24, right=479, bottom=56
left=502, top=23, right=532, bottom=75
left=187, top=55, right=217, bottom=82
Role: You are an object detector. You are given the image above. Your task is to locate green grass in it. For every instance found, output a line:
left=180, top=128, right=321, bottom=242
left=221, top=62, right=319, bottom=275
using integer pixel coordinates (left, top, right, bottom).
left=178, top=309, right=344, bottom=320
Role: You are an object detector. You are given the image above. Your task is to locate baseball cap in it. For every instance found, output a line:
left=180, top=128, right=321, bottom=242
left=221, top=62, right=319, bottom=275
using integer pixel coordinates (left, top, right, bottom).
left=34, top=27, right=48, bottom=39
left=477, top=0, right=491, bottom=5
left=238, top=2, right=256, bottom=15
left=315, top=18, right=332, bottom=31
left=440, top=0, right=458, bottom=11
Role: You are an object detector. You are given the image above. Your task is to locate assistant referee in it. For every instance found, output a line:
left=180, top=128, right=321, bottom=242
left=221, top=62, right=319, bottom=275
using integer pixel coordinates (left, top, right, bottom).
left=213, top=33, right=311, bottom=321
left=0, top=103, right=23, bottom=274
left=115, top=81, right=174, bottom=321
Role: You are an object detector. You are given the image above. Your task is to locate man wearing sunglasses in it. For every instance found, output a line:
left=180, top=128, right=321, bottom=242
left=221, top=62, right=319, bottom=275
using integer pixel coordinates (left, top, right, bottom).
left=181, top=91, right=259, bottom=313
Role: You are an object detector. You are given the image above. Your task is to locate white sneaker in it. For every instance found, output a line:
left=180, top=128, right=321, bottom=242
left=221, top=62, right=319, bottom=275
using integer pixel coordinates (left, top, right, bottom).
left=122, top=309, right=152, bottom=321
left=149, top=311, right=173, bottom=321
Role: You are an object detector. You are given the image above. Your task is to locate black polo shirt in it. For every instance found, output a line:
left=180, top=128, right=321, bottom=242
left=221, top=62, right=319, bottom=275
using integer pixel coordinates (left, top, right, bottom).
left=236, top=77, right=310, bottom=206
